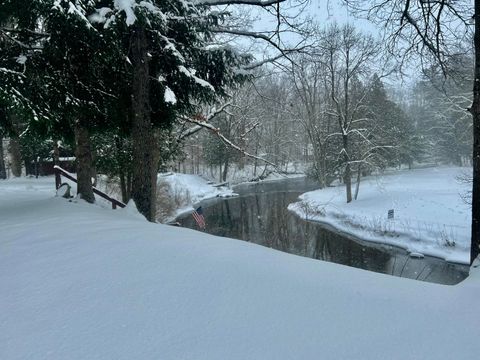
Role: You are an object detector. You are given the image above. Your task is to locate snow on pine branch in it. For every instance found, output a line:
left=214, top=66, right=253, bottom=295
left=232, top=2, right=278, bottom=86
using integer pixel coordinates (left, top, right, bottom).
left=164, top=86, right=177, bottom=104
left=89, top=0, right=168, bottom=28
left=178, top=66, right=215, bottom=92
left=52, top=0, right=94, bottom=29
left=0, top=67, right=25, bottom=77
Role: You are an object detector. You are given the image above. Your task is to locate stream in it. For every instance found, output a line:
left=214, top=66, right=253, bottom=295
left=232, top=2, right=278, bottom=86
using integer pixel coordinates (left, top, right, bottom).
left=177, top=177, right=469, bottom=285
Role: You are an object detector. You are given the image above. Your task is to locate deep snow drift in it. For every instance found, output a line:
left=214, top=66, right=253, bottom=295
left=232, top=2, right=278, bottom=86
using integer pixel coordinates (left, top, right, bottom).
left=289, top=167, right=471, bottom=264
left=1, top=176, right=479, bottom=360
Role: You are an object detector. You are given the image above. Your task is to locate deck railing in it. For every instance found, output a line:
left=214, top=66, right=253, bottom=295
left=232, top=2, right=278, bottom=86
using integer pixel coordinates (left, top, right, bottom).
left=54, top=165, right=126, bottom=209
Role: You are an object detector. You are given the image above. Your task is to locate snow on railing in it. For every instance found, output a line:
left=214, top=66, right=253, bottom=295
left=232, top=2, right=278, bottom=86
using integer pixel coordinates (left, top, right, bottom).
left=54, top=165, right=126, bottom=209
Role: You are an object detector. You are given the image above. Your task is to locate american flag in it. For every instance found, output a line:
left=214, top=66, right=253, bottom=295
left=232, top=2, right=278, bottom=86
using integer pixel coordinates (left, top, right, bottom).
left=192, top=206, right=206, bottom=229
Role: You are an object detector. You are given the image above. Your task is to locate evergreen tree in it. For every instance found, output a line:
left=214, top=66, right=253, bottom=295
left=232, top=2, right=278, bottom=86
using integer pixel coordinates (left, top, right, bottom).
left=88, top=0, right=250, bottom=220
left=365, top=74, right=422, bottom=169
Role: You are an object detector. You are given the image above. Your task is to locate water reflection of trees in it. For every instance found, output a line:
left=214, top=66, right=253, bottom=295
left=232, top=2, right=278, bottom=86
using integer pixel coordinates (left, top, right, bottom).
left=199, top=192, right=393, bottom=273
left=181, top=192, right=468, bottom=285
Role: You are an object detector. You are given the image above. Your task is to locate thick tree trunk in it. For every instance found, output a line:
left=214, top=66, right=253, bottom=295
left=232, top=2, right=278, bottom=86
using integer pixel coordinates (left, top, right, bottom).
left=470, top=0, right=480, bottom=264
left=0, top=133, right=6, bottom=179
left=74, top=121, right=95, bottom=203
left=130, top=26, right=157, bottom=222
left=343, top=135, right=352, bottom=203
left=8, top=137, right=22, bottom=177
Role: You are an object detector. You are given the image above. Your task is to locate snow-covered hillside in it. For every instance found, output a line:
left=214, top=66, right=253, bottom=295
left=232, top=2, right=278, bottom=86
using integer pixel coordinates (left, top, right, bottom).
left=289, top=167, right=471, bottom=264
left=1, top=176, right=479, bottom=360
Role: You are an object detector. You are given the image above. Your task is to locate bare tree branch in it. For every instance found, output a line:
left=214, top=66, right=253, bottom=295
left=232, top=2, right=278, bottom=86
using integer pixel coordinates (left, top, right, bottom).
left=195, top=0, right=286, bottom=6
left=180, top=114, right=277, bottom=167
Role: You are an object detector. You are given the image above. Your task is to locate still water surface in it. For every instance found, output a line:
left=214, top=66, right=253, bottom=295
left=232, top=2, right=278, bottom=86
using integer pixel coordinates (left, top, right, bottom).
left=178, top=177, right=469, bottom=285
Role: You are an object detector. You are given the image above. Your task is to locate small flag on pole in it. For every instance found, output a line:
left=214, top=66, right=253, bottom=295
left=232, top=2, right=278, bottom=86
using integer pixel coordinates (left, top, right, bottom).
left=192, top=206, right=206, bottom=229
left=388, top=209, right=394, bottom=220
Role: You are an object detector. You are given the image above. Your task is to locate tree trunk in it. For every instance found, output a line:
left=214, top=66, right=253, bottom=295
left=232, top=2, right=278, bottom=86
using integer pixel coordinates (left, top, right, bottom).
left=321, top=145, right=327, bottom=188
left=127, top=171, right=132, bottom=202
left=470, top=0, right=480, bottom=264
left=222, top=157, right=229, bottom=182
left=118, top=170, right=133, bottom=204
left=254, top=140, right=259, bottom=177
left=53, top=140, right=61, bottom=189
left=120, top=170, right=127, bottom=203
left=354, top=163, right=361, bottom=201
left=343, top=135, right=352, bottom=203
left=115, top=137, right=128, bottom=203
left=0, top=133, right=6, bottom=179
left=8, top=137, right=22, bottom=177
left=130, top=26, right=157, bottom=222
left=34, top=157, right=39, bottom=178
left=74, top=121, right=95, bottom=203
left=91, top=148, right=97, bottom=187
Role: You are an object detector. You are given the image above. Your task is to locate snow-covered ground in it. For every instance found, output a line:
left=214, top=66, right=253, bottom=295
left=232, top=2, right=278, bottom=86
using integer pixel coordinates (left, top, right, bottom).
left=158, top=172, right=236, bottom=220
left=289, top=167, right=471, bottom=264
left=1, top=176, right=479, bottom=360
left=159, top=172, right=235, bottom=202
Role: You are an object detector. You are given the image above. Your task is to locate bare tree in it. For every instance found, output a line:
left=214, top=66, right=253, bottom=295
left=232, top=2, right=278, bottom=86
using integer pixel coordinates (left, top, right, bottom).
left=290, top=52, right=336, bottom=188
left=320, top=23, right=381, bottom=203
left=344, top=0, right=480, bottom=264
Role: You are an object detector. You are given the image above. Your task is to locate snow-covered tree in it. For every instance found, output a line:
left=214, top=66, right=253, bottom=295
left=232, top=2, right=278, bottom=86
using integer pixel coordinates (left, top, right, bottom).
left=365, top=74, right=422, bottom=169
left=320, top=23, right=381, bottom=203
left=1, top=0, right=308, bottom=220
left=86, top=0, right=251, bottom=220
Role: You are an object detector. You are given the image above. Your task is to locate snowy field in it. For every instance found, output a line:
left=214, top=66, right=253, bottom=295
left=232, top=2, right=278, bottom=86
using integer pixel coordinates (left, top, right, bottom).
left=1, top=176, right=479, bottom=360
left=289, top=167, right=471, bottom=264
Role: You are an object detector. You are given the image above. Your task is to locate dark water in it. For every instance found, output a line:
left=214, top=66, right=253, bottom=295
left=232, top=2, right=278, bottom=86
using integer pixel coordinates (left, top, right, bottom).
left=178, top=177, right=469, bottom=285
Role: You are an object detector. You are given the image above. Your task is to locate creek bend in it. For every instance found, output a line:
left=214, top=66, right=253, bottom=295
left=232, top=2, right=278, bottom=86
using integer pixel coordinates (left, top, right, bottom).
left=177, top=177, right=469, bottom=285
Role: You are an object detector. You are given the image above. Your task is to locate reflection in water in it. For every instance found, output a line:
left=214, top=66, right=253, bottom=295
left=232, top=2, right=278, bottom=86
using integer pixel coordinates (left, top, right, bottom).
left=178, top=180, right=469, bottom=285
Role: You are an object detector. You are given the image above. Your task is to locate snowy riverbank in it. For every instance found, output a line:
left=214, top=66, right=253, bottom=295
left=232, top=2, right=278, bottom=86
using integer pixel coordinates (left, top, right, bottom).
left=1, top=176, right=479, bottom=360
left=289, top=167, right=471, bottom=264
left=158, top=171, right=305, bottom=221
left=158, top=172, right=236, bottom=220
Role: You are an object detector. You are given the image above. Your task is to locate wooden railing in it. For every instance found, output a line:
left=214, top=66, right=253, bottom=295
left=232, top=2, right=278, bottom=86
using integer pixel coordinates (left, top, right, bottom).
left=54, top=165, right=126, bottom=209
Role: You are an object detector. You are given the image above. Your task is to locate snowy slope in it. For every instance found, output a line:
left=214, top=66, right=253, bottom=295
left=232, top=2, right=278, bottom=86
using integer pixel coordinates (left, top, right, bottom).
left=289, top=167, right=471, bottom=264
left=158, top=172, right=235, bottom=217
left=1, top=177, right=479, bottom=360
